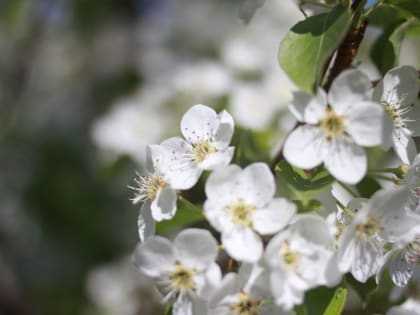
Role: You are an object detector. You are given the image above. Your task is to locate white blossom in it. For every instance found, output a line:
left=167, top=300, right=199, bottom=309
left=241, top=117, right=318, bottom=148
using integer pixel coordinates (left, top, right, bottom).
left=264, top=214, right=341, bottom=310
left=338, top=187, right=420, bottom=282
left=162, top=104, right=235, bottom=188
left=204, top=163, right=296, bottom=263
left=372, top=65, right=420, bottom=164
left=132, top=229, right=221, bottom=315
left=131, top=144, right=194, bottom=241
left=284, top=69, right=392, bottom=184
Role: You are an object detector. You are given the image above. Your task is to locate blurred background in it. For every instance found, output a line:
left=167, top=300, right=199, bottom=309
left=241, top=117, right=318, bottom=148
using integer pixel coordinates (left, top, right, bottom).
left=0, top=1, right=418, bottom=315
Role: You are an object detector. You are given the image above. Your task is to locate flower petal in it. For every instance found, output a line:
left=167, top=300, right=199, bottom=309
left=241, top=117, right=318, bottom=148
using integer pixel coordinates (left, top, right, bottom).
left=324, top=138, right=366, bottom=184
left=222, top=227, right=262, bottom=263
left=283, top=125, right=326, bottom=169
left=213, top=110, right=234, bottom=150
left=151, top=187, right=177, bottom=221
left=392, top=130, right=417, bottom=164
left=389, top=250, right=414, bottom=287
left=239, top=162, right=275, bottom=207
left=205, top=164, right=242, bottom=204
left=181, top=104, right=218, bottom=144
left=346, top=101, right=392, bottom=147
left=161, top=137, right=202, bottom=189
left=199, top=147, right=234, bottom=170
left=289, top=89, right=327, bottom=124
left=138, top=202, right=155, bottom=242
left=253, top=198, right=296, bottom=234
left=328, top=69, right=371, bottom=115
left=132, top=237, right=175, bottom=277
left=174, top=228, right=218, bottom=270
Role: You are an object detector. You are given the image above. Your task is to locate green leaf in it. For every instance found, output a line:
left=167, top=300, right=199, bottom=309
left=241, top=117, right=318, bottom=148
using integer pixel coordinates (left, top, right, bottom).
left=156, top=197, right=205, bottom=234
left=305, top=286, right=338, bottom=315
left=367, top=4, right=411, bottom=28
left=356, top=176, right=381, bottom=198
left=279, top=5, right=351, bottom=93
left=370, top=19, right=411, bottom=75
left=346, top=274, right=378, bottom=305
left=275, top=161, right=334, bottom=212
left=164, top=305, right=172, bottom=315
left=232, top=128, right=271, bottom=167
left=323, top=287, right=347, bottom=315
left=383, top=0, right=420, bottom=20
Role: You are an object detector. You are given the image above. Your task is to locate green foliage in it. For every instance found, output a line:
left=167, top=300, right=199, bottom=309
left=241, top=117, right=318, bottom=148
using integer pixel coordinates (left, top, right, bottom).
left=323, top=287, right=347, bottom=315
left=383, top=0, right=420, bottom=20
left=346, top=274, right=378, bottom=306
left=370, top=19, right=411, bottom=75
left=156, top=196, right=205, bottom=234
left=299, top=286, right=346, bottom=315
left=275, top=160, right=333, bottom=212
left=279, top=5, right=351, bottom=93
left=232, top=128, right=272, bottom=167
left=356, top=176, right=381, bottom=198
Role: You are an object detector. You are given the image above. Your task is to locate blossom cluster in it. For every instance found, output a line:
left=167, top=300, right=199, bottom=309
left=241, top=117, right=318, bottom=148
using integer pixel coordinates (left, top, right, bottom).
left=131, top=65, right=420, bottom=315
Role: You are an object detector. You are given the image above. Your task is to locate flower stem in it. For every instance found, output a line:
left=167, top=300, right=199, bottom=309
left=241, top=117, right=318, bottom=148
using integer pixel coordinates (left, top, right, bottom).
left=337, top=181, right=358, bottom=198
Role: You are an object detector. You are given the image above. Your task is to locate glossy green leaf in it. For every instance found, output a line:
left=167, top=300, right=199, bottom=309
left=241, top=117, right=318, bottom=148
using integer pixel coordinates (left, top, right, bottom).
left=323, top=287, right=347, bottom=315
left=275, top=160, right=333, bottom=212
left=279, top=5, right=351, bottom=93
left=384, top=0, right=420, bottom=20
left=304, top=286, right=338, bottom=315
left=370, top=19, right=411, bottom=75
left=367, top=4, right=411, bottom=28
left=156, top=197, right=205, bottom=234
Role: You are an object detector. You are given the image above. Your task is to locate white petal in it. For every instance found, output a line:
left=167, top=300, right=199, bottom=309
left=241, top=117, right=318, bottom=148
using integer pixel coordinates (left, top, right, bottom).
left=173, top=295, right=193, bottom=315
left=213, top=110, right=234, bottom=150
left=324, top=138, right=366, bottom=184
left=406, top=101, right=420, bottom=137
left=337, top=226, right=357, bottom=273
left=328, top=69, right=371, bottom=115
left=389, top=251, right=414, bottom=287
left=203, top=199, right=234, bottom=233
left=346, top=101, right=393, bottom=147
left=222, top=228, right=263, bottom=263
left=392, top=130, right=417, bottom=164
left=132, top=237, right=175, bottom=277
left=264, top=229, right=290, bottom=267
left=380, top=65, right=419, bottom=109
left=174, top=228, right=218, bottom=270
left=198, top=147, right=234, bottom=170
left=289, top=89, right=327, bottom=124
left=253, top=198, right=296, bottom=234
left=239, top=162, right=275, bottom=207
left=161, top=137, right=202, bottom=189
left=292, top=214, right=332, bottom=246
left=138, top=202, right=155, bottom=242
left=205, top=164, right=242, bottom=204
left=283, top=125, right=326, bottom=169
left=151, top=187, right=177, bottom=221
left=181, top=104, right=217, bottom=144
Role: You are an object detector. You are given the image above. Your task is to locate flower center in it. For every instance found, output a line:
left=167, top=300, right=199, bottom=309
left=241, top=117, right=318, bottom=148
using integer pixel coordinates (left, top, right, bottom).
left=192, top=140, right=217, bottom=162
left=405, top=237, right=420, bottom=264
left=319, top=108, right=345, bottom=140
left=230, top=291, right=260, bottom=315
left=228, top=201, right=255, bottom=228
left=279, top=242, right=300, bottom=267
left=132, top=173, right=167, bottom=203
left=355, top=216, right=380, bottom=238
left=382, top=101, right=398, bottom=120
left=168, top=262, right=197, bottom=292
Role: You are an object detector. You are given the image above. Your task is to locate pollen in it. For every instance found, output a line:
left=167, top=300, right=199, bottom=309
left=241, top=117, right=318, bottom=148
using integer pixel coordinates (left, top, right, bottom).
left=319, top=108, right=346, bottom=140
left=168, top=262, right=197, bottom=292
left=230, top=291, right=260, bottom=315
left=192, top=140, right=217, bottom=162
left=132, top=173, right=167, bottom=203
left=279, top=242, right=300, bottom=267
left=382, top=101, right=398, bottom=120
left=355, top=216, right=380, bottom=237
left=228, top=200, right=255, bottom=228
